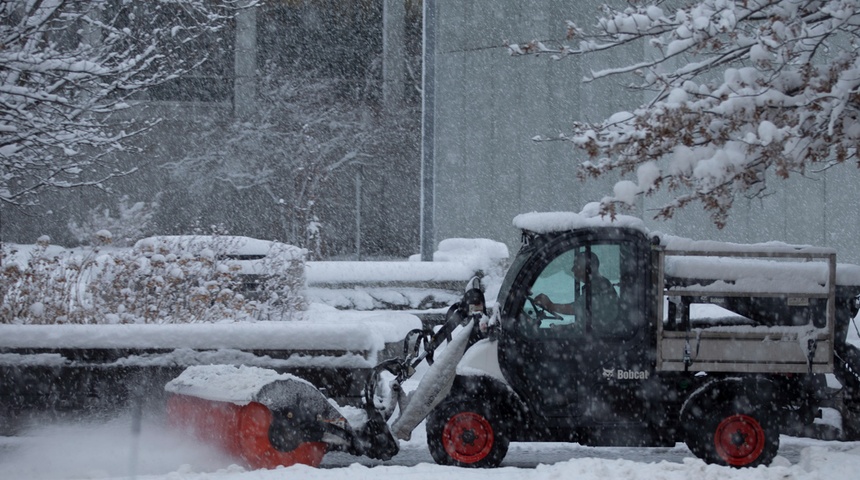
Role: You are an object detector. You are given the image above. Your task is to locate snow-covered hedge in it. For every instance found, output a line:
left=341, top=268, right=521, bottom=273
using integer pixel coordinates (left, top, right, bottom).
left=1, top=235, right=510, bottom=323
left=0, top=236, right=306, bottom=325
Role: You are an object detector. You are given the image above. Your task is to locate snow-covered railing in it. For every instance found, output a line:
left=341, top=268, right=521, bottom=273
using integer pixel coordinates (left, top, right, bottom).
left=304, top=238, right=509, bottom=311
left=304, top=261, right=472, bottom=311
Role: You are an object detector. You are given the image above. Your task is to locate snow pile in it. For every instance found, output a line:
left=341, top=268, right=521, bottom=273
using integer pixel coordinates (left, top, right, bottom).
left=417, top=238, right=509, bottom=278
left=1, top=241, right=68, bottom=271
left=3, top=234, right=508, bottom=316
left=134, top=236, right=305, bottom=275
left=306, top=261, right=474, bottom=285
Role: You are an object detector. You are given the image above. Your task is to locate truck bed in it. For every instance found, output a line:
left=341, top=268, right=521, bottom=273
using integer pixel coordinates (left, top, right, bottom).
left=655, top=244, right=860, bottom=374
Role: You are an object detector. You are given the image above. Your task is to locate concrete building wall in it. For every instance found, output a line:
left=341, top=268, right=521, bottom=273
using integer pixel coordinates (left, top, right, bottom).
left=429, top=0, right=860, bottom=264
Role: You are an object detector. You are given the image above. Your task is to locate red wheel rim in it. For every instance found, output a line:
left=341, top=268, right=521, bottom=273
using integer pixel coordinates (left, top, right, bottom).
left=713, top=414, right=766, bottom=466
left=441, top=412, right=494, bottom=464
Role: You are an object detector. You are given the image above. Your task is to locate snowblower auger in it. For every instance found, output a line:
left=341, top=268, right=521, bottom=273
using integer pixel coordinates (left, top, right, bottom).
left=165, top=365, right=347, bottom=469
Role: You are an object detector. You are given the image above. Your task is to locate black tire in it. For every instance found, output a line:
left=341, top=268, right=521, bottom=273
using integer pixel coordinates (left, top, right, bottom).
left=681, top=384, right=779, bottom=468
left=426, top=399, right=509, bottom=468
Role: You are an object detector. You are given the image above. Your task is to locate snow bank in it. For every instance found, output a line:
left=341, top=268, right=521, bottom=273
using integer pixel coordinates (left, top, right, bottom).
left=134, top=235, right=305, bottom=275
left=307, top=238, right=507, bottom=286
left=1, top=242, right=68, bottom=270
left=134, top=236, right=304, bottom=260
left=422, top=238, right=509, bottom=275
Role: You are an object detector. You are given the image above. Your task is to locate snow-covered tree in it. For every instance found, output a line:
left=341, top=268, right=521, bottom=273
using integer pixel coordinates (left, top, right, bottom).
left=67, top=194, right=160, bottom=247
left=0, top=0, right=255, bottom=207
left=166, top=63, right=380, bottom=258
left=513, top=0, right=860, bottom=227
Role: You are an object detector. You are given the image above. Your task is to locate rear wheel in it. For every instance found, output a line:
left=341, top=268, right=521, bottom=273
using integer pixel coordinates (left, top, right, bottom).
left=681, top=384, right=779, bottom=468
left=426, top=400, right=509, bottom=468
left=711, top=412, right=774, bottom=467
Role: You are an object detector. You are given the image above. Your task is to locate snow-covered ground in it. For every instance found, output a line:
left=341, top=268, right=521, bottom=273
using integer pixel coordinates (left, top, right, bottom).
left=1, top=400, right=859, bottom=480
left=2, top=322, right=859, bottom=480
left=2, top=316, right=860, bottom=480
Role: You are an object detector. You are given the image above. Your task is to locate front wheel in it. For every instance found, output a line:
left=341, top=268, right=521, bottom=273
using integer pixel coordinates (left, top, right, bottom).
left=426, top=400, right=509, bottom=468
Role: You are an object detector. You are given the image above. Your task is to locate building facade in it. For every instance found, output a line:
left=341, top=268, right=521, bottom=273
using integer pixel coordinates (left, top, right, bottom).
left=424, top=0, right=860, bottom=263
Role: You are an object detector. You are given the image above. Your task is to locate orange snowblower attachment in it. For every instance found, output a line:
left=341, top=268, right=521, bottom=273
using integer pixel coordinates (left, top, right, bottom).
left=163, top=315, right=477, bottom=469
left=165, top=365, right=346, bottom=469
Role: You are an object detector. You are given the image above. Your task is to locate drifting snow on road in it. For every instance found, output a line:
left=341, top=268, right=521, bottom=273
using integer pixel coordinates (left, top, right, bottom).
left=1, top=411, right=860, bottom=480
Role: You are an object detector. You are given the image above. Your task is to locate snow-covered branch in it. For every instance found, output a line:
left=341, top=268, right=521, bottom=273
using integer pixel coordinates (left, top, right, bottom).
left=513, top=0, right=860, bottom=226
left=0, top=0, right=257, bottom=206
left=165, top=65, right=381, bottom=255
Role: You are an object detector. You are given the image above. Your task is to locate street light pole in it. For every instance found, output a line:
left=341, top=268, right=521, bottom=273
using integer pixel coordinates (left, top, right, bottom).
left=420, top=0, right=436, bottom=262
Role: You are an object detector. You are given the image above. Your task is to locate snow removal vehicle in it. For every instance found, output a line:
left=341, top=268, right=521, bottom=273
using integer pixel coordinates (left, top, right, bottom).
left=166, top=210, right=860, bottom=469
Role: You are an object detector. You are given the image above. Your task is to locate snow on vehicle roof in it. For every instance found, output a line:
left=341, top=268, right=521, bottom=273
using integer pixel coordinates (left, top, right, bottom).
left=657, top=234, right=860, bottom=288
left=512, top=203, right=648, bottom=234
left=512, top=204, right=860, bottom=289
left=665, top=258, right=860, bottom=292
left=514, top=205, right=837, bottom=255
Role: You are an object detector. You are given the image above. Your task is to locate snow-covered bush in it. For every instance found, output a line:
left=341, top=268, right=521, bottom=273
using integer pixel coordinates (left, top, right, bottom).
left=0, top=235, right=306, bottom=324
left=0, top=237, right=79, bottom=324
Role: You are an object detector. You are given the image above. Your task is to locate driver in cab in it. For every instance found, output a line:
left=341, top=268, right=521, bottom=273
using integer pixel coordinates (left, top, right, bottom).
left=533, top=251, right=618, bottom=327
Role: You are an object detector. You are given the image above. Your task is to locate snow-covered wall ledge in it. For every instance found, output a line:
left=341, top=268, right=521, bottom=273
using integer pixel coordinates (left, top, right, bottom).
left=0, top=306, right=422, bottom=361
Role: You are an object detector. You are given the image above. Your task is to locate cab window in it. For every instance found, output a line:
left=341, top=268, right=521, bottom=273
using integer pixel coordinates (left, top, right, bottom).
left=519, top=242, right=635, bottom=339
